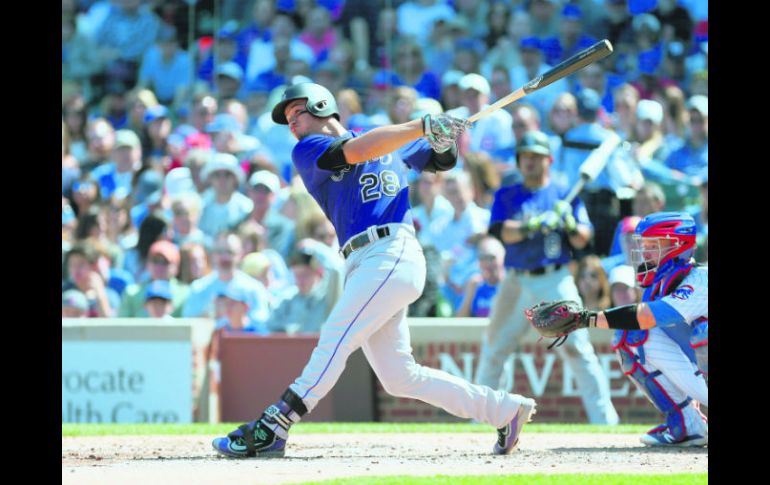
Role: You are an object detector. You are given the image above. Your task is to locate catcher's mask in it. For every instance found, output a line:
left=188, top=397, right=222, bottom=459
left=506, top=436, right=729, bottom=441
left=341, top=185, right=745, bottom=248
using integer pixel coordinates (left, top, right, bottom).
left=630, top=211, right=696, bottom=287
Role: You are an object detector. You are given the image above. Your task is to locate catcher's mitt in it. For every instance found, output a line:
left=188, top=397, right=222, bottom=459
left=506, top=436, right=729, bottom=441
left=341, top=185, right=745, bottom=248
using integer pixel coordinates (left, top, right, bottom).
left=524, top=300, right=597, bottom=349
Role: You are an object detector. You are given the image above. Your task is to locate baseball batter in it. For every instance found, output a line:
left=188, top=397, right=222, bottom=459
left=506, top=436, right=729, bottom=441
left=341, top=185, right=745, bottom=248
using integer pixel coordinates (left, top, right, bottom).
left=213, top=83, right=536, bottom=458
left=526, top=212, right=708, bottom=446
left=476, top=130, right=619, bottom=425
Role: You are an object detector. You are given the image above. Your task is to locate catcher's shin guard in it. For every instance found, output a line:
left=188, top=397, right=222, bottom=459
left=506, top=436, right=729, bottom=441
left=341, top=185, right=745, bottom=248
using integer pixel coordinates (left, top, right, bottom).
left=612, top=330, right=705, bottom=444
left=212, top=388, right=308, bottom=458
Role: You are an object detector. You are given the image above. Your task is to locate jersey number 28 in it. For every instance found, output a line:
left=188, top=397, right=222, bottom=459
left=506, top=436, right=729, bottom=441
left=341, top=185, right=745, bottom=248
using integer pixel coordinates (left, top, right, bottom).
left=360, top=171, right=400, bottom=202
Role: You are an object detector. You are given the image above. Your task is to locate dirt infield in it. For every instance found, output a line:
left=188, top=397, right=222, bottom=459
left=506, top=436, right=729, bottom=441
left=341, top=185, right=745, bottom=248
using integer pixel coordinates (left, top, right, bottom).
left=62, top=433, right=707, bottom=484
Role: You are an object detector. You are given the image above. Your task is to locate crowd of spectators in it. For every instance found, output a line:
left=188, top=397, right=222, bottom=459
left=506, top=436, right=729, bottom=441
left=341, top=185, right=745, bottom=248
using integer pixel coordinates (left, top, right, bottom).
left=63, top=0, right=708, bottom=327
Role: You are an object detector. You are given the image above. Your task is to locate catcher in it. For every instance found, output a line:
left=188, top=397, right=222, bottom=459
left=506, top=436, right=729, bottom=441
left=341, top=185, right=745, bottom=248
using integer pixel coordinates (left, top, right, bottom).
left=526, top=211, right=708, bottom=447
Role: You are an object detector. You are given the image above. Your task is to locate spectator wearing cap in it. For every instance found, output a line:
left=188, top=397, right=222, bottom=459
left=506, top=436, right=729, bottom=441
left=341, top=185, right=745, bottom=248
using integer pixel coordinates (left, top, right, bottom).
left=183, top=233, right=271, bottom=326
left=245, top=11, right=315, bottom=86
left=542, top=4, right=598, bottom=67
left=446, top=73, right=513, bottom=155
left=142, top=105, right=173, bottom=168
left=632, top=99, right=671, bottom=166
left=527, top=0, right=560, bottom=38
left=137, top=23, right=193, bottom=105
left=207, top=113, right=265, bottom=162
left=198, top=152, right=253, bottom=238
left=128, top=168, right=165, bottom=230
left=62, top=289, right=90, bottom=319
left=215, top=282, right=270, bottom=334
left=396, top=0, right=454, bottom=48
left=440, top=70, right=465, bottom=112
left=608, top=264, right=640, bottom=307
left=246, top=170, right=295, bottom=260
left=119, top=239, right=189, bottom=317
left=265, top=245, right=344, bottom=334
left=91, top=129, right=143, bottom=200
left=143, top=279, right=175, bottom=319
left=662, top=95, right=707, bottom=197
left=198, top=21, right=249, bottom=85
left=215, top=61, right=246, bottom=102
left=558, top=88, right=643, bottom=256
left=509, top=36, right=570, bottom=121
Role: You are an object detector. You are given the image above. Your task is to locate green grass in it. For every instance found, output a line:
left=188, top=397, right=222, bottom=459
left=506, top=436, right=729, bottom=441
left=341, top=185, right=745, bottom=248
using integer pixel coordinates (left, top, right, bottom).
left=62, top=422, right=656, bottom=437
left=298, top=474, right=707, bottom=485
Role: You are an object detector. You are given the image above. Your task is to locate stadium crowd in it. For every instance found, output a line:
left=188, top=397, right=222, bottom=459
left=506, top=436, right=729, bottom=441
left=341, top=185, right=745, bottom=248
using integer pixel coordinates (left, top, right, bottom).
left=62, top=0, right=708, bottom=332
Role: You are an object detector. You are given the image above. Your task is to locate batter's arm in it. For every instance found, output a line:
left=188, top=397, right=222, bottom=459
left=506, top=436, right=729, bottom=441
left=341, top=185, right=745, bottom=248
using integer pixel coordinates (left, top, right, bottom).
left=342, top=119, right=424, bottom=164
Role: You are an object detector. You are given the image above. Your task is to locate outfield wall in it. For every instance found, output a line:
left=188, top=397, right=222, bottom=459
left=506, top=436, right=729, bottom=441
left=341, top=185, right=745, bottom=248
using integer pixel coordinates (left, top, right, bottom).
left=62, top=318, right=677, bottom=424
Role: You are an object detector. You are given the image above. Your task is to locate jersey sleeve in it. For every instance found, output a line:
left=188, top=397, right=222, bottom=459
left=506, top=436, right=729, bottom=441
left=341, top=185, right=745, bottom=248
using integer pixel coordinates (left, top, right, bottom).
left=659, top=267, right=708, bottom=324
left=292, top=134, right=338, bottom=188
left=489, top=188, right=511, bottom=225
left=397, top=138, right=434, bottom=172
left=570, top=194, right=593, bottom=231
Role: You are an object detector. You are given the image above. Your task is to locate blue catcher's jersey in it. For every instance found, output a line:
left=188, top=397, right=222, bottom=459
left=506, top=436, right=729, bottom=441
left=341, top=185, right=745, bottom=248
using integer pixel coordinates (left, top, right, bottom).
left=292, top=130, right=434, bottom=246
left=489, top=181, right=592, bottom=270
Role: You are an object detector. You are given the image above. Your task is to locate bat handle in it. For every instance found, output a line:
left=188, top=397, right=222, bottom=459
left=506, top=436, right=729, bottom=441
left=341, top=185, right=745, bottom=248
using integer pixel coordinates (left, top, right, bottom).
left=563, top=176, right=588, bottom=205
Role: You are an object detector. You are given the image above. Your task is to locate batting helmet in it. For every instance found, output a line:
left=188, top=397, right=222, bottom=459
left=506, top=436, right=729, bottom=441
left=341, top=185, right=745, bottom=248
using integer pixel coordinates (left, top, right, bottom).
left=631, top=211, right=697, bottom=287
left=271, top=83, right=340, bottom=125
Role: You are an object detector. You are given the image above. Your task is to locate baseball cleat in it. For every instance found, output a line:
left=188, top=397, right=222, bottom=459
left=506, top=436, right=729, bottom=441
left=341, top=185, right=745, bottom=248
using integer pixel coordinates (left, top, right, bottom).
left=493, top=397, right=537, bottom=455
left=640, top=424, right=708, bottom=447
left=212, top=419, right=287, bottom=458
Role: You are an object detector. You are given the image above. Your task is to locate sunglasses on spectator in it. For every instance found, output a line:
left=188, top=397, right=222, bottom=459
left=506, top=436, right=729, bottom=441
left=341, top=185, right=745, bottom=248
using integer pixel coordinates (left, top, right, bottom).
left=149, top=257, right=170, bottom=266
left=478, top=254, right=497, bottom=261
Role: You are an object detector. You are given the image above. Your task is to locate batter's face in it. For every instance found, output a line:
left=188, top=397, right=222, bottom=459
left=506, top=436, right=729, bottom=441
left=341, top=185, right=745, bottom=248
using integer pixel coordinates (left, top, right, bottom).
left=285, top=99, right=315, bottom=140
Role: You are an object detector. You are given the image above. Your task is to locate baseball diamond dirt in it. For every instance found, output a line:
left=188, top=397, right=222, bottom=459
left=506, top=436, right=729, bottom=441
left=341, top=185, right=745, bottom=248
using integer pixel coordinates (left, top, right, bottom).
left=62, top=433, right=707, bottom=484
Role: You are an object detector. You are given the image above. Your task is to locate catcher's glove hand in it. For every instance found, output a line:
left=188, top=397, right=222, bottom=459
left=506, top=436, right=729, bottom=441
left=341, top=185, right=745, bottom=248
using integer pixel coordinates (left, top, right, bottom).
left=422, top=113, right=471, bottom=153
left=524, top=300, right=598, bottom=349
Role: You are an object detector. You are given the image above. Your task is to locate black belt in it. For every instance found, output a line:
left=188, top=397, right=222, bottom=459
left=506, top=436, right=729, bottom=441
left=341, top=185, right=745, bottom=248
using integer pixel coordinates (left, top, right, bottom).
left=341, top=227, right=391, bottom=259
left=513, top=263, right=562, bottom=276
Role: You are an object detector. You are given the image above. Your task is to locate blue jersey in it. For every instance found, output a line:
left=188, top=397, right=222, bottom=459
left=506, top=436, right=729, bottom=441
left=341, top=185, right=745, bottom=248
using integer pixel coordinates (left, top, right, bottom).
left=470, top=281, right=498, bottom=318
left=489, top=181, right=592, bottom=270
left=292, top=130, right=434, bottom=246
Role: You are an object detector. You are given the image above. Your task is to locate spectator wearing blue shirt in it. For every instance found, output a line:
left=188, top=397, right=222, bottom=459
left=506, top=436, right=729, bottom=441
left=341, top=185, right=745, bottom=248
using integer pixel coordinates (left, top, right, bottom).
left=91, top=130, right=142, bottom=201
left=183, top=233, right=271, bottom=327
left=216, top=283, right=270, bottom=335
left=665, top=95, right=708, bottom=184
left=456, top=236, right=506, bottom=318
left=138, top=24, right=193, bottom=105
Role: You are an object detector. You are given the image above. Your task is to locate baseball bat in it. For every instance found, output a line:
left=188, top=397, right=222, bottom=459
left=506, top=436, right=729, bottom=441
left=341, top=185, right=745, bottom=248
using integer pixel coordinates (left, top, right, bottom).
left=563, top=131, right=623, bottom=204
left=467, top=39, right=613, bottom=124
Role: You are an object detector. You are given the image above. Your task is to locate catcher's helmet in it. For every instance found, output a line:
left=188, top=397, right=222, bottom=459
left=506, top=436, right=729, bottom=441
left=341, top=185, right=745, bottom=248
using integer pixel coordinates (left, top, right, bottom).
left=631, top=211, right=697, bottom=287
left=271, top=82, right=340, bottom=125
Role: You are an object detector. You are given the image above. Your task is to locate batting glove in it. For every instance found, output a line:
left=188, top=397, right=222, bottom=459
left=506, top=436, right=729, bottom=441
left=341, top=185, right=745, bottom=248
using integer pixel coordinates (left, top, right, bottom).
left=422, top=114, right=471, bottom=153
left=553, top=200, right=577, bottom=234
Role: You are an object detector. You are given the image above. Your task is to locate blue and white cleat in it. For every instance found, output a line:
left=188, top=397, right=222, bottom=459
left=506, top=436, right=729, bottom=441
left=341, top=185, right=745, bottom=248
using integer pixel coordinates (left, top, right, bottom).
left=640, top=424, right=708, bottom=447
left=493, top=396, right=537, bottom=455
left=212, top=419, right=287, bottom=458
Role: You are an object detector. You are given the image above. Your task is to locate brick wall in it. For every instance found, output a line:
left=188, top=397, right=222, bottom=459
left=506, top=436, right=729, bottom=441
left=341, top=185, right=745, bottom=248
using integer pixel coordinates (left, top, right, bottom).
left=376, top=320, right=705, bottom=424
